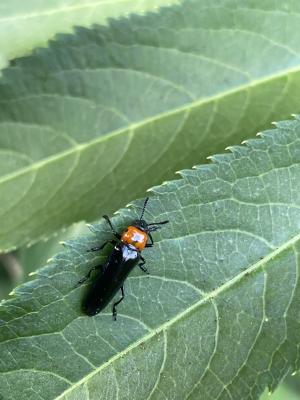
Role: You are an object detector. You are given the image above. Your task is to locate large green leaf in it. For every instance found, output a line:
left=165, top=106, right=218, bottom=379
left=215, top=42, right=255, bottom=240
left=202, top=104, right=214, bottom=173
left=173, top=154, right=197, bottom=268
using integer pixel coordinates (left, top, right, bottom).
left=0, top=0, right=179, bottom=69
left=2, top=1, right=300, bottom=251
left=1, top=118, right=300, bottom=399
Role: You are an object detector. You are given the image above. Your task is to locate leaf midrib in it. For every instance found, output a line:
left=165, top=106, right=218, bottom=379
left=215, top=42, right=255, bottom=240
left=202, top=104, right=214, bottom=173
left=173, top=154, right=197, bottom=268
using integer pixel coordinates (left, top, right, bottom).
left=1, top=63, right=300, bottom=187
left=54, top=229, right=300, bottom=399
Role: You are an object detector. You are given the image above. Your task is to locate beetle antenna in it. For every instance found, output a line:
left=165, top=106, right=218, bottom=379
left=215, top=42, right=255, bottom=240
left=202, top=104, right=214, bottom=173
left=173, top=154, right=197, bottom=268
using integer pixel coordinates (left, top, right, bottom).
left=140, top=197, right=149, bottom=220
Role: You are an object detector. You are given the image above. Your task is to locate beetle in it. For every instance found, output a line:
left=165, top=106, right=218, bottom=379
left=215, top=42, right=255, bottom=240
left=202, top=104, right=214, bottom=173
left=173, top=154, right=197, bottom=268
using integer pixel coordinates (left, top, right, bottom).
left=77, top=197, right=169, bottom=319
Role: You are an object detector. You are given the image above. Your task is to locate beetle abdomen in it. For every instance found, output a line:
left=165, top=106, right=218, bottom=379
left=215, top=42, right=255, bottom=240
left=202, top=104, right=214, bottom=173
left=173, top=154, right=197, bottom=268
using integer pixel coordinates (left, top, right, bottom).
left=83, top=244, right=139, bottom=316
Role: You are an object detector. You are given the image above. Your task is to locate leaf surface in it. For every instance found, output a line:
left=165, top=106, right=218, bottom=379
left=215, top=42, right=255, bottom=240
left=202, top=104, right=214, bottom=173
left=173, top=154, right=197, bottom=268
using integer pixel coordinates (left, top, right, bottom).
left=2, top=1, right=300, bottom=249
left=1, top=118, right=300, bottom=399
left=0, top=0, right=178, bottom=68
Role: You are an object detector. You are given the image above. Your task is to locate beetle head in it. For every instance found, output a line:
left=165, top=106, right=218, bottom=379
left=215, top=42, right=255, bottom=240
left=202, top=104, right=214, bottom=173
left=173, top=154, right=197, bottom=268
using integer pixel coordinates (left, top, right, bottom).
left=132, top=219, right=149, bottom=232
left=132, top=197, right=169, bottom=233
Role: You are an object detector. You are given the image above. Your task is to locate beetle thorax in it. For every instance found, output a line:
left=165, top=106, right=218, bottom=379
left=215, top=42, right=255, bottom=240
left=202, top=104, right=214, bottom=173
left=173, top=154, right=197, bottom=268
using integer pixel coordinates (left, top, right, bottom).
left=121, top=226, right=148, bottom=250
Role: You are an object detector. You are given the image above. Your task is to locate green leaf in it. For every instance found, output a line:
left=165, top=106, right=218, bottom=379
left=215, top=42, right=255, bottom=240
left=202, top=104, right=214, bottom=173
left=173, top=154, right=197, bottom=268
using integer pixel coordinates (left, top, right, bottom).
left=284, top=372, right=300, bottom=394
left=260, top=373, right=300, bottom=400
left=1, top=118, right=300, bottom=400
left=0, top=0, right=179, bottom=69
left=16, top=221, right=89, bottom=289
left=2, top=1, right=300, bottom=251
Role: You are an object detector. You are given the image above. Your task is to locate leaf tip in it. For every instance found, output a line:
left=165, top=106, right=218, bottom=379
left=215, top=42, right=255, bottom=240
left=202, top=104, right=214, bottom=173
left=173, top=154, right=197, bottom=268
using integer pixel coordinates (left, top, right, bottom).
left=8, top=290, right=15, bottom=296
left=206, top=155, right=220, bottom=163
left=146, top=185, right=160, bottom=194
left=256, top=132, right=262, bottom=137
left=28, top=271, right=37, bottom=277
left=47, top=257, right=54, bottom=263
left=291, top=371, right=298, bottom=376
left=59, top=241, right=66, bottom=246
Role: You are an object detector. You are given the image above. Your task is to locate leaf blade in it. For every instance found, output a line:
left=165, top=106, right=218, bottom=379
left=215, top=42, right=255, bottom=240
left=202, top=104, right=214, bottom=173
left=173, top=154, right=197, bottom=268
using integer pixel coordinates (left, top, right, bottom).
left=1, top=117, right=300, bottom=399
left=0, top=0, right=179, bottom=68
left=3, top=1, right=300, bottom=250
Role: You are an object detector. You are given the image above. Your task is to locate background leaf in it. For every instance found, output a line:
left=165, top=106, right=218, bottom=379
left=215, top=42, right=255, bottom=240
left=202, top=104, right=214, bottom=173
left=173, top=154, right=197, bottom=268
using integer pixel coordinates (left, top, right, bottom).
left=17, top=221, right=88, bottom=282
left=0, top=254, right=22, bottom=300
left=2, top=0, right=300, bottom=250
left=1, top=118, right=300, bottom=399
left=260, top=374, right=300, bottom=400
left=0, top=222, right=87, bottom=302
left=0, top=0, right=179, bottom=69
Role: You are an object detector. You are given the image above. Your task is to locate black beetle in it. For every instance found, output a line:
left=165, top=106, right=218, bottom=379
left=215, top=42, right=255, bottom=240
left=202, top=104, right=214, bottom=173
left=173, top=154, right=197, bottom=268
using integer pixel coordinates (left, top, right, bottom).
left=77, top=198, right=168, bottom=319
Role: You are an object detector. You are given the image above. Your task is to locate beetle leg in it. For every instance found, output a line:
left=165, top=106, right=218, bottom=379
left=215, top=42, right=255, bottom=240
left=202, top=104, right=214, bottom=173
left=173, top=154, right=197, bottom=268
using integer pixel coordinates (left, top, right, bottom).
left=139, top=257, right=149, bottom=274
left=103, top=215, right=121, bottom=239
left=87, top=246, right=102, bottom=252
left=146, top=232, right=154, bottom=247
left=87, top=240, right=116, bottom=252
left=75, top=264, right=103, bottom=287
left=112, top=286, right=125, bottom=320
